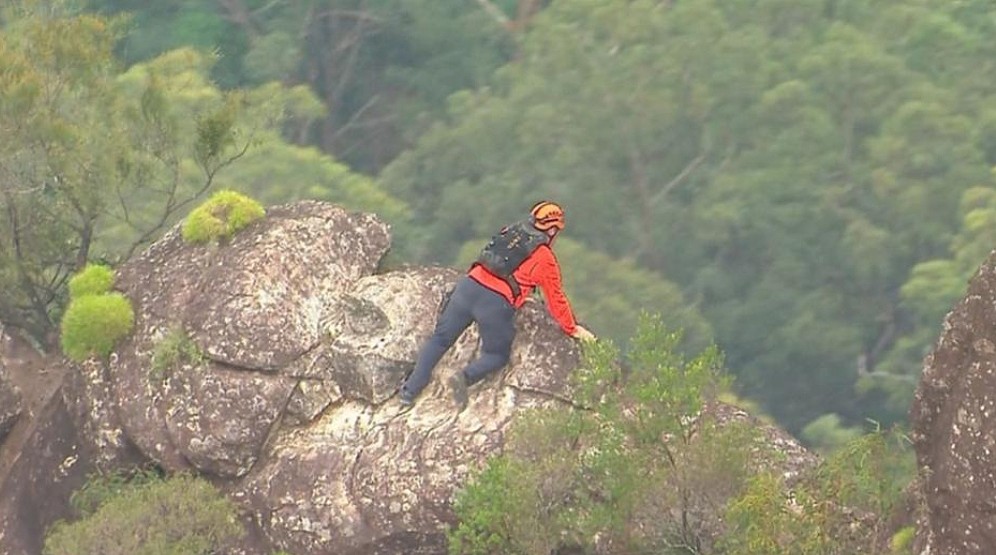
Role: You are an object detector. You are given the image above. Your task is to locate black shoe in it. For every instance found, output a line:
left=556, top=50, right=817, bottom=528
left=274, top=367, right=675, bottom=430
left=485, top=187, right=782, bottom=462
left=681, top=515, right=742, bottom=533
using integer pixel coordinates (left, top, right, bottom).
left=448, top=373, right=468, bottom=411
left=398, top=390, right=415, bottom=412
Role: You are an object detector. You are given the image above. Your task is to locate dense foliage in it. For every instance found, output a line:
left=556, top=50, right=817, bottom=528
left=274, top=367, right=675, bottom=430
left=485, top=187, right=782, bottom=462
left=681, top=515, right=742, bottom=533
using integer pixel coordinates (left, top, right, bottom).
left=0, top=2, right=406, bottom=349
left=450, top=315, right=743, bottom=554
left=451, top=316, right=915, bottom=554
left=723, top=428, right=915, bottom=555
left=86, top=0, right=521, bottom=173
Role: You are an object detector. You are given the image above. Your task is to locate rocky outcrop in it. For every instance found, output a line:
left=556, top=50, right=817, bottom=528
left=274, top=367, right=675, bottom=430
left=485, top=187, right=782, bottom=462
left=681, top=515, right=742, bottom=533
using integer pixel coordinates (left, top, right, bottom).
left=81, top=201, right=394, bottom=476
left=1, top=200, right=820, bottom=555
left=62, top=200, right=584, bottom=554
left=911, top=251, right=996, bottom=555
left=239, top=297, right=578, bottom=555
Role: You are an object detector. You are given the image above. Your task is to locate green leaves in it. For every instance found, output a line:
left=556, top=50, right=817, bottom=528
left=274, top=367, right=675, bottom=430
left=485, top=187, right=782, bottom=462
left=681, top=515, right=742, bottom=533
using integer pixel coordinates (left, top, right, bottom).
left=0, top=5, right=126, bottom=341
left=193, top=93, right=240, bottom=168
left=722, top=429, right=914, bottom=555
left=448, top=457, right=520, bottom=555
left=450, top=315, right=736, bottom=554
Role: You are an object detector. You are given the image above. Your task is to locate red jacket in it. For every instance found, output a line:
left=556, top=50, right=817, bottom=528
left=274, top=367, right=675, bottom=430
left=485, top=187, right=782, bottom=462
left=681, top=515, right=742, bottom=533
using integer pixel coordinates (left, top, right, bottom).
left=468, top=244, right=578, bottom=335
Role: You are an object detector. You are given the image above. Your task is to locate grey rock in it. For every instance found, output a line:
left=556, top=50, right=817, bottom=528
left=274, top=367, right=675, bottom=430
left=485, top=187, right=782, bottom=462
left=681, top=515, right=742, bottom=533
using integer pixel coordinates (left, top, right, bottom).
left=911, top=251, right=996, bottom=555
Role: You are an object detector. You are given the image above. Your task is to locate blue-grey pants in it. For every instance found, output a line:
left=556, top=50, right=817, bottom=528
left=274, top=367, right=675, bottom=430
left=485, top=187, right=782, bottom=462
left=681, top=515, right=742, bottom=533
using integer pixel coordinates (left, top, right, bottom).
left=401, top=276, right=517, bottom=399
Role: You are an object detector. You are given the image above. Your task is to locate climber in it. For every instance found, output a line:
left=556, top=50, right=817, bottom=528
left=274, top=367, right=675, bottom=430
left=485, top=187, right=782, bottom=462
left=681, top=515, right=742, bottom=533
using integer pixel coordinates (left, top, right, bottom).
left=399, top=200, right=596, bottom=411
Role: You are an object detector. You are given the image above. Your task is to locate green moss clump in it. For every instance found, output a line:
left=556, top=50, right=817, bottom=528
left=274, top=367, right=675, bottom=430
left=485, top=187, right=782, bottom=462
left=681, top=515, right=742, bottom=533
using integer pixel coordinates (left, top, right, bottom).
left=150, top=327, right=203, bottom=378
left=181, top=189, right=265, bottom=244
left=891, top=526, right=915, bottom=553
left=68, top=264, right=115, bottom=299
left=61, top=293, right=135, bottom=362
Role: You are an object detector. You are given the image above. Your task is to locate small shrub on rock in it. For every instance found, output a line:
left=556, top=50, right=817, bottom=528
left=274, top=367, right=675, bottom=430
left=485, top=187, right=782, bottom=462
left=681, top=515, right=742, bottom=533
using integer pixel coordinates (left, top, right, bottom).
left=44, top=472, right=243, bottom=555
left=150, top=327, right=204, bottom=380
left=60, top=293, right=135, bottom=362
left=69, top=467, right=163, bottom=518
left=68, top=264, right=115, bottom=299
left=891, top=526, right=915, bottom=554
left=182, top=189, right=265, bottom=244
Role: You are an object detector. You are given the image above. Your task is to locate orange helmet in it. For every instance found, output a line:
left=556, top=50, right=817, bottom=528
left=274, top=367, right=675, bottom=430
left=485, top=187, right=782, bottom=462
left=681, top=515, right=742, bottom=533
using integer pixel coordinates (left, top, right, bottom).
left=530, top=201, right=565, bottom=231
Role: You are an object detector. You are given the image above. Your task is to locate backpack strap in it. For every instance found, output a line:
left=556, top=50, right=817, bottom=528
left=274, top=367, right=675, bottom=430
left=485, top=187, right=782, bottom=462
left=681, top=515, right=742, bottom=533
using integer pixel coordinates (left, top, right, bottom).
left=504, top=271, right=523, bottom=301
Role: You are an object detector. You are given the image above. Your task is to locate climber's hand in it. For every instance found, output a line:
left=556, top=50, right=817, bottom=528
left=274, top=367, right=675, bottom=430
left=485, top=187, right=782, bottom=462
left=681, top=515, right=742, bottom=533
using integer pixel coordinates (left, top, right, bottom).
left=571, top=325, right=596, bottom=342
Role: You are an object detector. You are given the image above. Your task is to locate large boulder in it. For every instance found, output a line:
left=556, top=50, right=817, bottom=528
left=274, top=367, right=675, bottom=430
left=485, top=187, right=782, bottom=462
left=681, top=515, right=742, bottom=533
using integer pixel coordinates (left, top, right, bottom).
left=68, top=201, right=392, bottom=476
left=62, top=200, right=583, bottom=554
left=911, top=250, right=996, bottom=554
left=237, top=292, right=579, bottom=555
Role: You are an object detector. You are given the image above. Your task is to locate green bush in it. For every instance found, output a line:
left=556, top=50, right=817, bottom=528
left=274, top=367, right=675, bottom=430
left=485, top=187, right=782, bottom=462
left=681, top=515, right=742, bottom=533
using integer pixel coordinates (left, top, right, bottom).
left=70, top=468, right=164, bottom=518
left=44, top=473, right=243, bottom=555
left=721, top=429, right=916, bottom=555
left=448, top=458, right=521, bottom=555
left=451, top=313, right=916, bottom=555
left=181, top=189, right=265, bottom=244
left=891, top=526, right=915, bottom=554
left=60, top=293, right=135, bottom=362
left=449, top=313, right=738, bottom=555
left=68, top=264, right=115, bottom=299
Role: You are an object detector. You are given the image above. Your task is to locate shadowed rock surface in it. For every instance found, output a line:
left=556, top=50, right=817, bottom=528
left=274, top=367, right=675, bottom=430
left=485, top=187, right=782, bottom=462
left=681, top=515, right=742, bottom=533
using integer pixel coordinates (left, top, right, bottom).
left=911, top=250, right=996, bottom=555
left=0, top=200, right=821, bottom=554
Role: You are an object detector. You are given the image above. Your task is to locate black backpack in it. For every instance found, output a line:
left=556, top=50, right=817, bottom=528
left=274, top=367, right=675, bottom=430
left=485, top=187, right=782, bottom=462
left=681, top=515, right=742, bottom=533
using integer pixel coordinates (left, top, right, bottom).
left=474, top=220, right=550, bottom=299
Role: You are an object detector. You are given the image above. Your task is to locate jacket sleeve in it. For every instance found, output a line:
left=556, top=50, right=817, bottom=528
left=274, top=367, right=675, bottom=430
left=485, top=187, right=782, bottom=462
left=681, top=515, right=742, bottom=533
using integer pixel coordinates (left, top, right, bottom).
left=533, top=246, right=578, bottom=335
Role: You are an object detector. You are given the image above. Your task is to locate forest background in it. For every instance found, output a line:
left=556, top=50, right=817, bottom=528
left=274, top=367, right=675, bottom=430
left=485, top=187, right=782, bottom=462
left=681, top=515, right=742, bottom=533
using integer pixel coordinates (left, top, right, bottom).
left=4, top=0, right=996, bottom=448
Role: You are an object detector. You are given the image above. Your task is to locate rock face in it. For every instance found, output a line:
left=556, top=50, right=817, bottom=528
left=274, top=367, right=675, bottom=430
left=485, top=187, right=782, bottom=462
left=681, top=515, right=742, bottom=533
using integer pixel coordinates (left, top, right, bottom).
left=0, top=324, right=123, bottom=555
left=911, top=251, right=996, bottom=555
left=1, top=200, right=820, bottom=555
left=0, top=391, right=106, bottom=555
left=64, top=200, right=583, bottom=554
